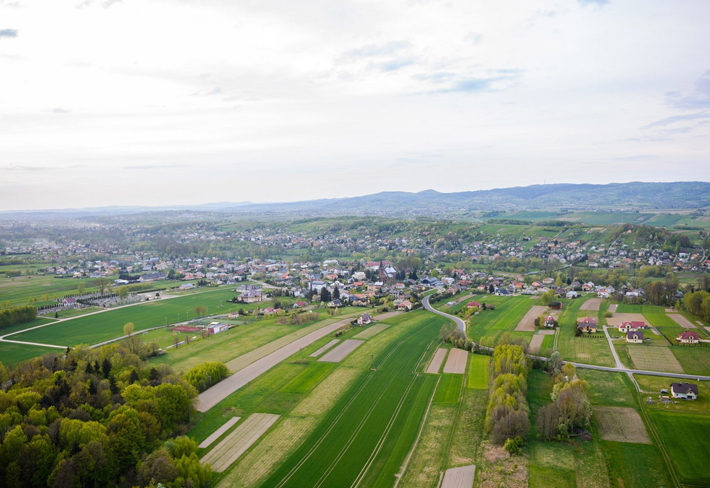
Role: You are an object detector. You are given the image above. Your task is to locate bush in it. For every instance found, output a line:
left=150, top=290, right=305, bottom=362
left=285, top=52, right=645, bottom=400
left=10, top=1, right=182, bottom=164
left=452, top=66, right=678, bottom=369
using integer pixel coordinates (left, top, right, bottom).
left=504, top=436, right=524, bottom=454
left=604, top=311, right=612, bottom=318
left=184, top=362, right=229, bottom=392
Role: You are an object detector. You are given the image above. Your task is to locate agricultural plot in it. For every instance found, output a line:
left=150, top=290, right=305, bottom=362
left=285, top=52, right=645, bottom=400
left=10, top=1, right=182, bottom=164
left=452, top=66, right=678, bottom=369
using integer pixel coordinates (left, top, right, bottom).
left=434, top=374, right=463, bottom=404
left=651, top=411, right=710, bottom=484
left=670, top=347, right=710, bottom=376
left=201, top=413, right=280, bottom=472
left=577, top=370, right=635, bottom=408
left=580, top=298, right=602, bottom=311
left=601, top=441, right=673, bottom=488
left=318, top=339, right=363, bottom=362
left=441, top=465, right=476, bottom=488
left=555, top=299, right=614, bottom=367
left=443, top=348, right=468, bottom=374
left=606, top=313, right=650, bottom=328
left=608, top=304, right=618, bottom=313
left=667, top=313, right=697, bottom=329
left=529, top=334, right=544, bottom=354
left=626, top=346, right=683, bottom=373
left=426, top=348, right=448, bottom=374
left=199, top=417, right=240, bottom=448
left=594, top=407, right=651, bottom=444
left=280, top=362, right=335, bottom=394
left=197, top=318, right=353, bottom=412
left=467, top=354, right=490, bottom=389
left=529, top=443, right=576, bottom=488
left=258, top=315, right=444, bottom=488
left=469, top=296, right=537, bottom=345
left=353, top=323, right=390, bottom=339
left=0, top=341, right=57, bottom=365
left=515, top=305, right=547, bottom=332
left=309, top=339, right=339, bottom=358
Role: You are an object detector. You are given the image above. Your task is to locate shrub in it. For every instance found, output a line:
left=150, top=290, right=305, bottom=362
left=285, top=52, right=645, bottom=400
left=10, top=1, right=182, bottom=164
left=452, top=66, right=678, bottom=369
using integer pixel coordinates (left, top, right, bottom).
left=184, top=362, right=229, bottom=392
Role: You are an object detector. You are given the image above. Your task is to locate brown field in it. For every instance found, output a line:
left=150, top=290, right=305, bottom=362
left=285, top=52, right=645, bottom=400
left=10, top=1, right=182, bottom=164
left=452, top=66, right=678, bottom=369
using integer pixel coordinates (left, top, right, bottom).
left=529, top=335, right=544, bottom=354
left=318, top=339, right=363, bottom=362
left=201, top=413, right=280, bottom=472
left=539, top=329, right=555, bottom=335
left=443, top=348, right=468, bottom=374
left=309, top=339, right=340, bottom=358
left=198, top=417, right=240, bottom=448
left=627, top=346, right=683, bottom=373
left=441, top=465, right=476, bottom=488
left=197, top=318, right=353, bottom=412
left=426, top=348, right=448, bottom=374
left=353, top=323, right=391, bottom=339
left=594, top=407, right=651, bottom=444
left=667, top=313, right=696, bottom=329
left=608, top=304, right=618, bottom=313
left=580, top=298, right=602, bottom=311
left=515, top=305, right=548, bottom=332
left=606, top=313, right=649, bottom=327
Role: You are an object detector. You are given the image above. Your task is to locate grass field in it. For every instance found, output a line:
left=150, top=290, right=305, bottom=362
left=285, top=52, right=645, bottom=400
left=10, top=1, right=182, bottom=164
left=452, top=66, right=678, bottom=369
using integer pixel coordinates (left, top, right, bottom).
left=467, top=354, right=490, bottom=389
left=601, top=441, right=673, bottom=488
left=594, top=407, right=651, bottom=444
left=434, top=374, right=463, bottom=404
left=8, top=286, right=274, bottom=347
left=651, top=411, right=710, bottom=484
left=671, top=346, right=710, bottom=376
left=577, top=370, right=635, bottom=408
left=626, top=346, right=683, bottom=373
left=258, top=314, right=446, bottom=488
left=468, top=296, right=537, bottom=346
left=0, top=341, right=58, bottom=365
left=280, top=362, right=335, bottom=394
left=555, top=299, right=615, bottom=367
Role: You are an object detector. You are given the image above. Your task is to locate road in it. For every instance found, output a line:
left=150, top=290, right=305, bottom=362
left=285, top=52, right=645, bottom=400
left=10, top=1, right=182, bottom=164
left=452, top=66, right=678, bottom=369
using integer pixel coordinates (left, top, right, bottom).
left=602, top=325, right=624, bottom=369
left=422, top=295, right=466, bottom=334
left=424, top=299, right=710, bottom=383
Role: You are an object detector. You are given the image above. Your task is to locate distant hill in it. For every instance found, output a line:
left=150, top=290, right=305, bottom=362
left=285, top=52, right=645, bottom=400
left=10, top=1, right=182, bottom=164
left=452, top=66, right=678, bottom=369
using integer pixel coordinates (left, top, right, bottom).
left=2, top=182, right=709, bottom=220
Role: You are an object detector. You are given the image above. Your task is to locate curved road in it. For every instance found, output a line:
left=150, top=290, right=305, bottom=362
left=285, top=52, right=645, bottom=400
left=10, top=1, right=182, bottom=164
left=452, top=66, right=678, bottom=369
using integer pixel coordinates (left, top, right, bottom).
left=423, top=295, right=710, bottom=383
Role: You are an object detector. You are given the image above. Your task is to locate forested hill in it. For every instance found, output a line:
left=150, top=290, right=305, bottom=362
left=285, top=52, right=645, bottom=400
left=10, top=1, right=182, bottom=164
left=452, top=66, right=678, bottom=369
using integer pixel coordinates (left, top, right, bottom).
left=3, top=181, right=710, bottom=220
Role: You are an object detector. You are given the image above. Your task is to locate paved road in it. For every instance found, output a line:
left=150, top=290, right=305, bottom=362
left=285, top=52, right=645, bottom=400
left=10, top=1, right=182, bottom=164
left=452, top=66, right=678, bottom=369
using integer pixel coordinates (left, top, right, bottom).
left=424, top=299, right=710, bottom=383
left=422, top=296, right=466, bottom=334
left=603, top=325, right=624, bottom=369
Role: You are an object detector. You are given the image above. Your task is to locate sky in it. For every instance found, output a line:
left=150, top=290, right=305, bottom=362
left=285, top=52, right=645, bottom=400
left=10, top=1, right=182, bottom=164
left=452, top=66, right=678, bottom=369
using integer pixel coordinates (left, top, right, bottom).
left=1, top=0, right=709, bottom=211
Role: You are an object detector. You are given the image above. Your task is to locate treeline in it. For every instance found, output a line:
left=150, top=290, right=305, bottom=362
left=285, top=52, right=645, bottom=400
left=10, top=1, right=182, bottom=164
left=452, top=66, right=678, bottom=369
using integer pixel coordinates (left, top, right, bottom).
left=537, top=352, right=591, bottom=440
left=485, top=343, right=531, bottom=446
left=0, top=341, right=211, bottom=487
left=684, top=290, right=710, bottom=322
left=0, top=305, right=37, bottom=329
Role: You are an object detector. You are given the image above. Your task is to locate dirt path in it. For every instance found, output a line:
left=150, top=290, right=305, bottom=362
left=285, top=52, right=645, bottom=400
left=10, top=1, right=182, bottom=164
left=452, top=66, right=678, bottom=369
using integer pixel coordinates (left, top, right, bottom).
left=514, top=305, right=547, bottom=332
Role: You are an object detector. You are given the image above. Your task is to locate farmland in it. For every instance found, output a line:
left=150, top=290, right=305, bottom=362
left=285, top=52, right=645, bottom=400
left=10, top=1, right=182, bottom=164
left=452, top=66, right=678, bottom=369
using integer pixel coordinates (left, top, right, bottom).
left=467, top=354, right=490, bottom=389
left=433, top=374, right=463, bottom=404
left=650, top=411, right=710, bottom=485
left=555, top=298, right=615, bottom=367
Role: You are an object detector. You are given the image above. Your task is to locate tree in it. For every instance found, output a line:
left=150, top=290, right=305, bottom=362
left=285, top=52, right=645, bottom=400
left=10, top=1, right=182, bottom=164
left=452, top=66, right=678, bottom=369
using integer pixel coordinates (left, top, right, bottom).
left=77, top=282, right=86, bottom=294
left=320, top=287, right=331, bottom=303
left=333, top=286, right=340, bottom=300
left=118, top=286, right=128, bottom=300
left=124, top=322, right=135, bottom=337
left=93, top=278, right=111, bottom=294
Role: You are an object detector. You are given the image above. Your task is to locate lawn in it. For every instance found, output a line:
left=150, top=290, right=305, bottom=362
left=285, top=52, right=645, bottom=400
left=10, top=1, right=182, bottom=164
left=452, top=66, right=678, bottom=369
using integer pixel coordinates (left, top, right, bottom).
left=671, top=346, right=710, bottom=376
left=651, top=411, right=710, bottom=484
left=467, top=354, right=490, bottom=389
left=434, top=374, right=463, bottom=404
left=635, top=375, right=710, bottom=414
left=9, top=287, right=277, bottom=347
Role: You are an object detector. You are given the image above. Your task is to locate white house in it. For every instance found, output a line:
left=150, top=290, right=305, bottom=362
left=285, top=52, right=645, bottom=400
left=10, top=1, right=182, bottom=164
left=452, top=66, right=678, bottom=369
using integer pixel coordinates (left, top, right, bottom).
left=671, top=382, right=698, bottom=400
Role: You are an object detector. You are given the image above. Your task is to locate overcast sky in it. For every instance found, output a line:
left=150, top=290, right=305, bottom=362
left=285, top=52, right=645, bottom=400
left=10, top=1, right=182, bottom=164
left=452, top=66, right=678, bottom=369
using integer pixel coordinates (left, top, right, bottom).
left=1, top=0, right=709, bottom=210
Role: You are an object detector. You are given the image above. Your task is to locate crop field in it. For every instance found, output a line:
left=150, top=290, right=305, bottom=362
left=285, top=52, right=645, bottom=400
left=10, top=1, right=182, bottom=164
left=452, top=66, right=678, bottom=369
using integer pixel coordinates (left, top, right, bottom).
left=0, top=317, right=56, bottom=336
left=580, top=298, right=602, bottom=311
left=353, top=323, right=390, bottom=340
left=651, top=411, right=710, bottom=484
left=0, top=341, right=58, bottom=364
left=468, top=296, right=537, bottom=344
left=258, top=314, right=446, bottom=488
left=443, top=348, right=468, bottom=374
left=309, top=339, right=339, bottom=358
left=467, top=354, right=490, bottom=389
left=426, top=348, right=447, bottom=374
left=594, top=407, right=651, bottom=444
left=601, top=441, right=673, bottom=488
left=667, top=313, right=697, bottom=329
left=670, top=347, right=710, bottom=376
left=515, top=305, right=547, bottom=332
left=440, top=465, right=476, bottom=488
left=434, top=374, right=463, bottom=404
left=280, top=362, right=335, bottom=394
left=626, top=346, right=683, bottom=373
left=529, top=334, right=544, bottom=353
left=201, top=413, right=281, bottom=472
left=318, top=339, right=363, bottom=362
left=8, top=286, right=266, bottom=346
left=199, top=417, right=240, bottom=449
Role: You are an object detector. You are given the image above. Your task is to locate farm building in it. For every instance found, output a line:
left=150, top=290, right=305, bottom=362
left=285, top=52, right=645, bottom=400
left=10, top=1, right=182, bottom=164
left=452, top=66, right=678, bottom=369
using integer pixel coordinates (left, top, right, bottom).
left=618, top=321, right=646, bottom=333
left=357, top=313, right=373, bottom=326
left=577, top=317, right=597, bottom=333
left=677, top=330, right=701, bottom=344
left=670, top=382, right=699, bottom=400
left=626, top=331, right=644, bottom=343
left=207, top=322, right=229, bottom=335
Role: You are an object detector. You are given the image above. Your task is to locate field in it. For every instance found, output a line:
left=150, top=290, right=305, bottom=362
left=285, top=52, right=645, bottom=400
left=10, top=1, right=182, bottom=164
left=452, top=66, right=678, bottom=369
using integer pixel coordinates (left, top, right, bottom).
left=7, top=286, right=267, bottom=347
left=594, top=407, right=651, bottom=444
left=626, top=346, right=683, bottom=373
left=0, top=341, right=58, bottom=365
left=258, top=314, right=445, bottom=488
left=529, top=334, right=544, bottom=353
left=667, top=313, right=697, bottom=329
left=468, top=296, right=537, bottom=345
left=426, top=348, right=447, bottom=374
left=670, top=347, right=710, bottom=376
left=650, top=411, right=710, bottom=484
left=515, top=305, right=547, bottom=332
left=280, top=362, right=335, bottom=394
left=353, top=323, right=390, bottom=339
left=318, top=339, right=363, bottom=362
left=555, top=299, right=615, bottom=367
left=199, top=417, right=240, bottom=448
left=201, top=413, right=281, bottom=472
left=580, top=298, right=602, bottom=311
left=309, top=339, right=339, bottom=358
left=467, top=354, right=490, bottom=390
left=440, top=465, right=476, bottom=488
left=434, top=374, right=463, bottom=404
left=443, top=348, right=468, bottom=374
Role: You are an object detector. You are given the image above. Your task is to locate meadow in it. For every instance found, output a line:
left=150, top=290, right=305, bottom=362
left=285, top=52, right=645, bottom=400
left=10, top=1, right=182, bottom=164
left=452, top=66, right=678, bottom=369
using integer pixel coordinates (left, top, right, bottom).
left=651, top=411, right=710, bottom=484
left=555, top=298, right=615, bottom=367
left=433, top=374, right=463, bottom=404
left=467, top=353, right=490, bottom=389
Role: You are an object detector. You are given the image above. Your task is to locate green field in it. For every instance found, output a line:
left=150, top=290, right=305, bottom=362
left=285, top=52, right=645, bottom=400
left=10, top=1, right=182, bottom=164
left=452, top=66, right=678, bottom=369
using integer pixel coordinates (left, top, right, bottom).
left=468, top=296, right=537, bottom=345
left=601, top=441, right=673, bottom=488
left=670, top=346, right=710, bottom=376
left=433, top=374, right=462, bottom=404
left=651, top=411, right=710, bottom=484
left=280, top=362, right=336, bottom=394
left=467, top=353, right=490, bottom=389
left=7, top=287, right=277, bottom=347
left=556, top=299, right=615, bottom=367
left=577, top=370, right=636, bottom=408
left=259, top=314, right=445, bottom=488
left=0, top=341, right=59, bottom=365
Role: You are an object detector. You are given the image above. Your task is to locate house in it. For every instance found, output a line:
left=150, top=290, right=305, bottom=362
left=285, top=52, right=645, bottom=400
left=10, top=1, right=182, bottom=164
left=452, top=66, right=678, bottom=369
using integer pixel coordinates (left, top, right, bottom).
left=618, top=321, right=646, bottom=333
left=293, top=301, right=307, bottom=309
left=549, top=301, right=562, bottom=310
left=544, top=316, right=557, bottom=328
left=179, top=283, right=195, bottom=290
left=357, top=313, right=373, bottom=326
left=466, top=301, right=482, bottom=309
left=677, top=330, right=701, bottom=344
left=566, top=291, right=580, bottom=299
left=62, top=297, right=77, bottom=307
left=626, top=331, right=644, bottom=343
left=240, top=287, right=265, bottom=303
left=397, top=300, right=413, bottom=311
left=577, top=317, right=597, bottom=333
left=670, top=382, right=699, bottom=400
left=207, top=322, right=229, bottom=335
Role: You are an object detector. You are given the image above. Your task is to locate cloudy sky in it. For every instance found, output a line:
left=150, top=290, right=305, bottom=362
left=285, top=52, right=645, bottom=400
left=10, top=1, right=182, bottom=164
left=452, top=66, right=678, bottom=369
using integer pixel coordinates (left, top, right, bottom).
left=1, top=0, right=709, bottom=210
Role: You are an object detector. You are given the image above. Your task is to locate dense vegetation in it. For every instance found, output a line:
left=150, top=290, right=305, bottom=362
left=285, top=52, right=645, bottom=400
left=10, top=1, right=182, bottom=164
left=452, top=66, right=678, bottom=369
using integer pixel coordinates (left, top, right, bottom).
left=0, top=341, right=211, bottom=488
left=0, top=306, right=37, bottom=330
